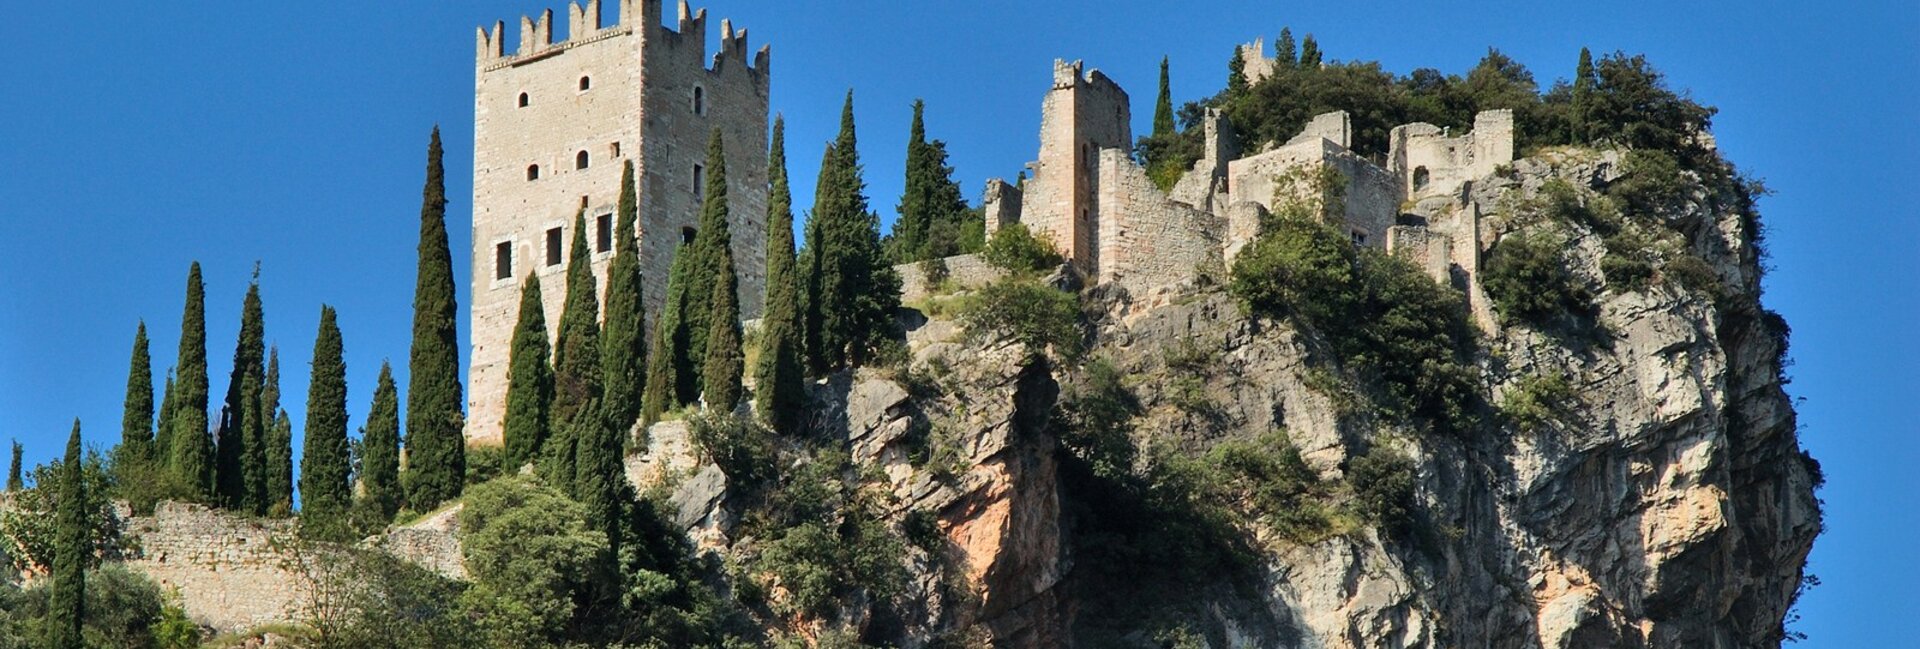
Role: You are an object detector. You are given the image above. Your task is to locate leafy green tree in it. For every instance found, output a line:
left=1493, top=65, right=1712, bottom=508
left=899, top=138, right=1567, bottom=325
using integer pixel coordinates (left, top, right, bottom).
left=360, top=362, right=402, bottom=525
left=1585, top=51, right=1717, bottom=165
left=168, top=263, right=213, bottom=501
left=548, top=210, right=603, bottom=490
left=216, top=274, right=266, bottom=509
left=702, top=229, right=745, bottom=413
left=6, top=442, right=20, bottom=492
left=152, top=371, right=175, bottom=478
left=601, top=160, right=647, bottom=438
left=457, top=476, right=606, bottom=644
left=120, top=323, right=154, bottom=464
left=49, top=422, right=84, bottom=649
left=405, top=127, right=466, bottom=512
left=567, top=397, right=625, bottom=565
left=755, top=118, right=808, bottom=434
left=801, top=91, right=901, bottom=373
left=300, top=306, right=352, bottom=540
left=1298, top=34, right=1321, bottom=68
left=504, top=273, right=554, bottom=470
left=237, top=371, right=267, bottom=516
left=1226, top=44, right=1249, bottom=95
left=641, top=245, right=693, bottom=424
left=1483, top=229, right=1595, bottom=327
left=1275, top=28, right=1298, bottom=68
left=1153, top=57, right=1176, bottom=137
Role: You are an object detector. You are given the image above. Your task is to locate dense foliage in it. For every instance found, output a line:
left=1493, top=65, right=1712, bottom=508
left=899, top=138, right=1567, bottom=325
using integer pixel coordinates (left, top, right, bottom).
left=299, top=306, right=352, bottom=541
left=405, top=127, right=467, bottom=513
left=888, top=100, right=976, bottom=263
left=167, top=262, right=213, bottom=502
left=802, top=91, right=902, bottom=373
left=756, top=118, right=809, bottom=435
left=601, top=160, right=648, bottom=436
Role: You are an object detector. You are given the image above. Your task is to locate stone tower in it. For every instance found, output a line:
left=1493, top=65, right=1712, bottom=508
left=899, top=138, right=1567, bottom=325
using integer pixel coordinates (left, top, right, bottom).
left=1021, top=60, right=1131, bottom=278
left=467, top=0, right=770, bottom=445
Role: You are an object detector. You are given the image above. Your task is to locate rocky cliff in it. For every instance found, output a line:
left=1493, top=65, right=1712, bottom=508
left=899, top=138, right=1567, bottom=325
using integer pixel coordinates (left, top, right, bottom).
left=644, top=147, right=1819, bottom=648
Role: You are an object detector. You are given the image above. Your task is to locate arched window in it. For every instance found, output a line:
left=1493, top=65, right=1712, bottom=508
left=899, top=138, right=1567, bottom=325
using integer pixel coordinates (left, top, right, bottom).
left=576, top=151, right=590, bottom=170
left=579, top=76, right=591, bottom=91
left=692, top=86, right=705, bottom=115
left=518, top=92, right=530, bottom=108
left=1411, top=166, right=1431, bottom=190
left=526, top=164, right=541, bottom=181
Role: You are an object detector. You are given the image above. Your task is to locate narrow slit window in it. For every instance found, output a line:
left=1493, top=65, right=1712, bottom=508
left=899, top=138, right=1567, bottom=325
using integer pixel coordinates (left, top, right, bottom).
left=610, top=142, right=622, bottom=158
left=596, top=214, right=613, bottom=253
left=495, top=242, right=512, bottom=280
left=518, top=92, right=530, bottom=107
left=693, top=86, right=705, bottom=115
left=526, top=164, right=540, bottom=181
left=546, top=227, right=563, bottom=266
left=576, top=150, right=590, bottom=170
left=579, top=76, right=591, bottom=91
left=692, top=164, right=704, bottom=196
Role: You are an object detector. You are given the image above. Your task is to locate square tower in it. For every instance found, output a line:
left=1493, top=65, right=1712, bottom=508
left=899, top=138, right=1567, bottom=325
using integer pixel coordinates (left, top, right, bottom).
left=468, top=0, right=770, bottom=445
left=1020, top=60, right=1131, bottom=277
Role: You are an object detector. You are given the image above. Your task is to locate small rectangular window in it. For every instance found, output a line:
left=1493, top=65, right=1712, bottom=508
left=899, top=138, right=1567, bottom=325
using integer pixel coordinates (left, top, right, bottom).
left=1351, top=231, right=1368, bottom=246
left=495, top=242, right=512, bottom=280
left=610, top=142, right=622, bottom=158
left=546, top=228, right=563, bottom=266
left=596, top=214, right=613, bottom=253
left=692, top=164, right=704, bottom=196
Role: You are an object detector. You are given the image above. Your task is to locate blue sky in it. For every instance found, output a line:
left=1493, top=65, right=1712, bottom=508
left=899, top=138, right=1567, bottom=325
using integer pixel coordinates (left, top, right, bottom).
left=0, top=1, right=1911, bottom=643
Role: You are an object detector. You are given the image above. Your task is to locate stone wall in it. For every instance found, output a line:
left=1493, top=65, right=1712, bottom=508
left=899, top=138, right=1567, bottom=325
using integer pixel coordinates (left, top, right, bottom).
left=1225, top=126, right=1398, bottom=249
left=1020, top=60, right=1131, bottom=276
left=469, top=0, right=770, bottom=445
left=1389, top=109, right=1515, bottom=201
left=981, top=179, right=1022, bottom=238
left=1237, top=38, right=1280, bottom=85
left=1093, top=150, right=1223, bottom=297
left=895, top=254, right=1005, bottom=304
left=124, top=503, right=305, bottom=633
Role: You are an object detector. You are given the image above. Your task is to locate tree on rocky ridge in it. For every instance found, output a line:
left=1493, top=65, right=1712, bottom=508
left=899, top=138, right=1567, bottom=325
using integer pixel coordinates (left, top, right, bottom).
left=1276, top=27, right=1298, bottom=68
left=1154, top=57, right=1176, bottom=137
left=642, top=244, right=694, bottom=424
left=49, top=421, right=86, bottom=649
left=548, top=210, right=603, bottom=492
left=216, top=273, right=265, bottom=510
left=801, top=90, right=900, bottom=372
left=405, top=126, right=466, bottom=512
left=360, top=362, right=403, bottom=526
left=119, top=322, right=154, bottom=464
left=6, top=440, right=21, bottom=492
left=600, top=160, right=647, bottom=440
left=755, top=117, right=808, bottom=434
left=1299, top=34, right=1322, bottom=68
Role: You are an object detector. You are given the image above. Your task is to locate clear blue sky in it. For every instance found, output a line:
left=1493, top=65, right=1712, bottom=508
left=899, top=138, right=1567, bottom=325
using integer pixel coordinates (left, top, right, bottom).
left=0, top=1, right=1910, bottom=643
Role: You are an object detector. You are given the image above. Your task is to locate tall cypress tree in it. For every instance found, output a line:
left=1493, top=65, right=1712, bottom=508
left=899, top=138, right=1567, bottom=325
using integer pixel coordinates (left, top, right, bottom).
left=566, top=396, right=623, bottom=559
left=601, top=160, right=647, bottom=437
left=1572, top=47, right=1595, bottom=142
left=237, top=372, right=267, bottom=515
left=49, top=421, right=86, bottom=649
left=548, top=210, right=602, bottom=490
left=6, top=441, right=21, bottom=492
left=153, top=371, right=175, bottom=472
left=268, top=410, right=293, bottom=515
left=1227, top=45, right=1249, bottom=95
left=504, top=273, right=554, bottom=469
left=169, top=262, right=213, bottom=500
left=641, top=245, right=692, bottom=425
left=800, top=209, right=827, bottom=376
left=680, top=129, right=736, bottom=396
left=405, top=127, right=465, bottom=512
left=803, top=91, right=900, bottom=372
left=300, top=306, right=351, bottom=539
left=702, top=212, right=745, bottom=414
left=1153, top=57, right=1176, bottom=137
left=121, top=322, right=154, bottom=462
left=893, top=101, right=933, bottom=263
left=1299, top=35, right=1322, bottom=68
left=755, top=118, right=807, bottom=433
left=1276, top=27, right=1298, bottom=69
left=360, top=362, right=402, bottom=524
left=217, top=276, right=265, bottom=509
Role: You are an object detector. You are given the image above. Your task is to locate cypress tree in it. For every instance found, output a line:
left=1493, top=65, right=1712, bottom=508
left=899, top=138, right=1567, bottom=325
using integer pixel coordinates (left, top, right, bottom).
left=217, top=276, right=265, bottom=509
left=300, top=306, right=351, bottom=539
left=237, top=372, right=267, bottom=515
left=641, top=244, right=691, bottom=425
left=679, top=129, right=736, bottom=396
left=153, top=371, right=175, bottom=471
left=361, top=362, right=402, bottom=524
left=405, top=126, right=466, bottom=512
left=893, top=101, right=933, bottom=263
left=121, top=322, right=154, bottom=462
left=548, top=210, right=602, bottom=490
left=702, top=220, right=745, bottom=413
left=1227, top=46, right=1249, bottom=95
left=1573, top=47, right=1595, bottom=142
left=49, top=421, right=86, bottom=649
left=1153, top=57, right=1176, bottom=137
left=755, top=118, right=808, bottom=433
left=1276, top=27, right=1298, bottom=68
left=6, top=441, right=21, bottom=492
left=565, top=397, right=623, bottom=558
left=803, top=91, right=900, bottom=372
left=601, top=160, right=647, bottom=438
left=503, top=273, right=553, bottom=469
left=1299, top=35, right=1322, bottom=68
left=267, top=410, right=293, bottom=515
left=169, top=262, right=213, bottom=500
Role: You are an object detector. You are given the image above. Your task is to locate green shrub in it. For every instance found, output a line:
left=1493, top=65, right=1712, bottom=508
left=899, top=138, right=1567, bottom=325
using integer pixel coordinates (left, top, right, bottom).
left=957, top=278, right=1083, bottom=360
left=1600, top=241, right=1655, bottom=292
left=1661, top=254, right=1723, bottom=300
left=464, top=443, right=508, bottom=485
left=1483, top=229, right=1595, bottom=326
left=1205, top=430, right=1339, bottom=544
left=756, top=503, right=906, bottom=621
left=981, top=223, right=1064, bottom=274
left=1058, top=358, right=1140, bottom=481
left=687, top=412, right=778, bottom=492
left=919, top=256, right=952, bottom=288
left=0, top=564, right=196, bottom=649
left=1608, top=149, right=1689, bottom=217
left=1230, top=215, right=1362, bottom=325
left=1499, top=372, right=1576, bottom=432
left=456, top=476, right=607, bottom=643
left=1348, top=448, right=1416, bottom=537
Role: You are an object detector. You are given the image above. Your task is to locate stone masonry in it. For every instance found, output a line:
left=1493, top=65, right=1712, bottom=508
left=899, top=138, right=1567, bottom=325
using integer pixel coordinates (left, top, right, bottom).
left=124, top=502, right=305, bottom=633
left=468, top=0, right=771, bottom=445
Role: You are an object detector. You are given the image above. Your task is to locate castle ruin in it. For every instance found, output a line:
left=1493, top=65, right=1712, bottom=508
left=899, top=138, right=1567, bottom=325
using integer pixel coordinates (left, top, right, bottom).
left=467, top=0, right=771, bottom=445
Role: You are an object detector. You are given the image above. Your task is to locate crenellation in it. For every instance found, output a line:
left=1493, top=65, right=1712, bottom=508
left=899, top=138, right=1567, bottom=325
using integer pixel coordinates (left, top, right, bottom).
left=519, top=10, right=555, bottom=56
left=478, top=21, right=505, bottom=61
left=568, top=0, right=603, bottom=39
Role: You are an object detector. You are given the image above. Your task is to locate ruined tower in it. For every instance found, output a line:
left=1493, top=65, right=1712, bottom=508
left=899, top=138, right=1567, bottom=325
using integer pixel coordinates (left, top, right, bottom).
left=1021, top=60, right=1131, bottom=277
left=468, top=0, right=770, bottom=445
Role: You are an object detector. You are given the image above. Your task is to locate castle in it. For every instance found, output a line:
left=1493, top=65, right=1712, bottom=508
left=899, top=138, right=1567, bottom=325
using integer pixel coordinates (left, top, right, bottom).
left=462, top=5, right=1516, bottom=444
left=977, top=48, right=1514, bottom=325
left=466, top=0, right=770, bottom=445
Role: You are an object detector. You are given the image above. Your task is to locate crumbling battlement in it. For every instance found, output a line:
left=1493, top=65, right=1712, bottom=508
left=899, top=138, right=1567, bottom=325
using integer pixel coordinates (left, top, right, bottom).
left=477, top=0, right=769, bottom=75
left=1390, top=109, right=1515, bottom=201
left=1237, top=38, right=1281, bottom=85
left=1226, top=111, right=1398, bottom=257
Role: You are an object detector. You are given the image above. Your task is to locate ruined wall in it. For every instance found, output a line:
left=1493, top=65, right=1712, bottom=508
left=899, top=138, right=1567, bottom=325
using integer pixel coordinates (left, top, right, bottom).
left=1226, top=128, right=1397, bottom=248
left=895, top=254, right=1006, bottom=304
left=981, top=179, right=1022, bottom=238
left=124, top=503, right=304, bottom=633
left=1092, top=150, right=1224, bottom=298
left=1389, top=109, right=1515, bottom=201
left=1238, top=38, right=1279, bottom=85
left=1168, top=108, right=1236, bottom=213
left=1020, top=60, right=1130, bottom=277
left=470, top=0, right=770, bottom=444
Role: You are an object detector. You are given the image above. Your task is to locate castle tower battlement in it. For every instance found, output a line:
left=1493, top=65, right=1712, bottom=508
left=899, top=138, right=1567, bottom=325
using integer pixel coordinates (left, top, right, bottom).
left=1021, top=60, right=1131, bottom=277
left=467, top=0, right=770, bottom=446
